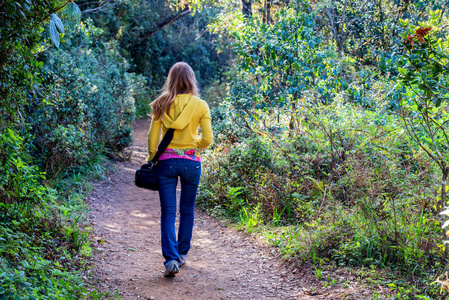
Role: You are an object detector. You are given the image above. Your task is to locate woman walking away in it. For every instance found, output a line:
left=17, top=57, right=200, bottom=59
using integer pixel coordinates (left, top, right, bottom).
left=147, top=62, right=213, bottom=277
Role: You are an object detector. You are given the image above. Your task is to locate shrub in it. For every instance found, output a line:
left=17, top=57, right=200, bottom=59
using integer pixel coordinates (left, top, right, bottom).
left=200, top=99, right=444, bottom=295
left=0, top=129, right=50, bottom=204
left=26, top=19, right=136, bottom=177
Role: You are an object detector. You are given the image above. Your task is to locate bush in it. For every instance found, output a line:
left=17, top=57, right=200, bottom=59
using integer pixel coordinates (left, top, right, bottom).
left=0, top=129, right=50, bottom=204
left=26, top=19, right=136, bottom=177
left=200, top=99, right=444, bottom=296
left=128, top=73, right=156, bottom=119
left=0, top=128, right=97, bottom=299
left=0, top=9, right=138, bottom=299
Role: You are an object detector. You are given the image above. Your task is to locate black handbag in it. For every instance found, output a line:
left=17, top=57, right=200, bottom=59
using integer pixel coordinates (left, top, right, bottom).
left=134, top=128, right=175, bottom=190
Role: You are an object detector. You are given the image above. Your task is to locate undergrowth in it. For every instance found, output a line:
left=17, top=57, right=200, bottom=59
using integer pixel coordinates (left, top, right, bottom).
left=0, top=129, right=118, bottom=299
left=198, top=101, right=448, bottom=299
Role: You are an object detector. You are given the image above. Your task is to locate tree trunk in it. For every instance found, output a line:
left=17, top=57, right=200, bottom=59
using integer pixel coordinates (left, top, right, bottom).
left=442, top=170, right=448, bottom=215
left=378, top=0, right=387, bottom=52
left=242, top=0, right=252, bottom=17
left=263, top=0, right=271, bottom=24
left=324, top=7, right=343, bottom=58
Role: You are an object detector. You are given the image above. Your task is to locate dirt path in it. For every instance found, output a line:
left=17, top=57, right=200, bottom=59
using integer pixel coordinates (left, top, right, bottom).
left=87, top=119, right=371, bottom=300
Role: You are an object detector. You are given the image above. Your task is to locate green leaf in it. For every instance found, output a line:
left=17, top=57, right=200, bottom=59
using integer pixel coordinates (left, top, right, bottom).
left=16, top=160, right=24, bottom=168
left=67, top=2, right=82, bottom=23
left=387, top=283, right=397, bottom=289
left=399, top=18, right=409, bottom=26
left=418, top=104, right=423, bottom=111
left=67, top=2, right=75, bottom=16
left=416, top=62, right=426, bottom=68
left=49, top=19, right=60, bottom=47
left=7, top=128, right=15, bottom=140
left=51, top=13, right=64, bottom=33
left=73, top=2, right=82, bottom=23
left=398, top=67, right=406, bottom=75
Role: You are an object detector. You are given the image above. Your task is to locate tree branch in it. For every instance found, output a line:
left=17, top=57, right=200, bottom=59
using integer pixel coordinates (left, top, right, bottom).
left=324, top=7, right=343, bottom=57
left=439, top=0, right=449, bottom=23
left=400, top=108, right=444, bottom=171
left=36, top=0, right=72, bottom=24
left=82, top=0, right=113, bottom=14
left=140, top=6, right=190, bottom=42
left=5, top=0, right=71, bottom=42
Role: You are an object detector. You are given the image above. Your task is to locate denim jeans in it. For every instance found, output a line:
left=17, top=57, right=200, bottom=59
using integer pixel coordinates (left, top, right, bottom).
left=157, top=158, right=201, bottom=266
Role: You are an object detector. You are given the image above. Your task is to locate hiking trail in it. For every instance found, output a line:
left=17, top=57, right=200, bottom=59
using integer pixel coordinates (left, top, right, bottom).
left=87, top=118, right=372, bottom=300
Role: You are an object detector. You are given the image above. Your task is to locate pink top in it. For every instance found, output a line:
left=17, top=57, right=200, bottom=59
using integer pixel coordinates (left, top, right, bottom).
left=159, top=148, right=201, bottom=162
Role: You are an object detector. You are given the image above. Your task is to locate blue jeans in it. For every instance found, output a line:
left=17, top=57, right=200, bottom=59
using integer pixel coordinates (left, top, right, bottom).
left=157, top=158, right=201, bottom=266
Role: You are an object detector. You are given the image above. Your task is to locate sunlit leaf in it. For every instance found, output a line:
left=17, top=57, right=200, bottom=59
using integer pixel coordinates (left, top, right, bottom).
left=49, top=19, right=60, bottom=47
left=51, top=13, right=64, bottom=33
left=442, top=219, right=449, bottom=229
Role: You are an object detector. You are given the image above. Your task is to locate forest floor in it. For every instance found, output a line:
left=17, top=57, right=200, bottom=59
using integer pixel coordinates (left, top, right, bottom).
left=86, top=118, right=382, bottom=300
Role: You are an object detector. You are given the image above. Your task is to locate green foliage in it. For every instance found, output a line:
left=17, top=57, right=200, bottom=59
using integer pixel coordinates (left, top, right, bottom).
left=199, top=3, right=449, bottom=295
left=239, top=203, right=261, bottom=233
left=128, top=73, right=156, bottom=119
left=0, top=0, right=84, bottom=126
left=85, top=0, right=233, bottom=90
left=228, top=2, right=334, bottom=112
left=0, top=147, right=111, bottom=299
left=25, top=18, right=136, bottom=176
left=395, top=12, right=449, bottom=217
left=1, top=1, right=139, bottom=299
left=0, top=129, right=51, bottom=204
left=201, top=99, right=445, bottom=296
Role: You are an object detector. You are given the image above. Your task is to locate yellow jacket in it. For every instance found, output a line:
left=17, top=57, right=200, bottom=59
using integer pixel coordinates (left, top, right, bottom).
left=147, top=94, right=213, bottom=161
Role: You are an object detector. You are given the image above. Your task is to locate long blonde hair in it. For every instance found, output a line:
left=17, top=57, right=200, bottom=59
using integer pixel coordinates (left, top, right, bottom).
left=150, top=62, right=199, bottom=121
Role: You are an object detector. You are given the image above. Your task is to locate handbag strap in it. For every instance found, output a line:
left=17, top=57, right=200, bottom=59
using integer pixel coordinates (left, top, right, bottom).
left=151, top=128, right=175, bottom=164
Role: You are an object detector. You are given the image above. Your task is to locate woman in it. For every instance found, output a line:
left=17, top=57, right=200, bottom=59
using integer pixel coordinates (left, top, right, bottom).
left=147, top=62, right=213, bottom=277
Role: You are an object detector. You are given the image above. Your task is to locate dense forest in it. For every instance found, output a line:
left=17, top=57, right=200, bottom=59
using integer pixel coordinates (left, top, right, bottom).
left=1, top=0, right=449, bottom=298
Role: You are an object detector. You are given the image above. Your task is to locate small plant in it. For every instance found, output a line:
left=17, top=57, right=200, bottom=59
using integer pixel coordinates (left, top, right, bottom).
left=311, top=245, right=319, bottom=265
left=239, top=203, right=261, bottom=233
left=264, top=230, right=282, bottom=247
left=226, top=187, right=245, bottom=215
left=323, top=277, right=336, bottom=288
left=272, top=208, right=282, bottom=226
left=314, top=265, right=323, bottom=280
left=63, top=211, right=91, bottom=252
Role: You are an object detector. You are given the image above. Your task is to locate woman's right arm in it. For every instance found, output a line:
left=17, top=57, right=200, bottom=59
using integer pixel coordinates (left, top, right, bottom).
left=147, top=118, right=162, bottom=161
left=197, top=102, right=213, bottom=149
